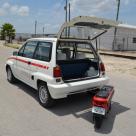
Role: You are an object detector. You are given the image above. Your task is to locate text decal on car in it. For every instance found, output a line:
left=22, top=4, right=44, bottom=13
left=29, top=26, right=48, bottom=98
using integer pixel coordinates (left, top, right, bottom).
left=8, top=57, right=49, bottom=70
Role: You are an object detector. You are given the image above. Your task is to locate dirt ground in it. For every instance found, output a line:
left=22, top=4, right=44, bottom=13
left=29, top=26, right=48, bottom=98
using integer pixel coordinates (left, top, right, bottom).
left=101, top=55, right=136, bottom=76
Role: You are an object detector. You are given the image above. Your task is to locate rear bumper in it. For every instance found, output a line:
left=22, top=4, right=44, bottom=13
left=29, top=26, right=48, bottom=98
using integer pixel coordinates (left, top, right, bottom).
left=48, top=76, right=109, bottom=99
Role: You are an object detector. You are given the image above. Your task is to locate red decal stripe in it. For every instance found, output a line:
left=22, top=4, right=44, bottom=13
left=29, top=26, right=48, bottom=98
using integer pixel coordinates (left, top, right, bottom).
left=8, top=57, right=49, bottom=70
left=16, top=58, right=29, bottom=64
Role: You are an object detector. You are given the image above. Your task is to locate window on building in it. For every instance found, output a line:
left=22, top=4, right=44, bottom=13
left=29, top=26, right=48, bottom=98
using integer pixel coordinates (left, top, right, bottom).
left=133, top=38, right=136, bottom=43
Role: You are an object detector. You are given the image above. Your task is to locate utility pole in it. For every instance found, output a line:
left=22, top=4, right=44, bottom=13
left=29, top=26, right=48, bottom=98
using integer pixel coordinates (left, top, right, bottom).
left=35, top=20, right=37, bottom=37
left=43, top=27, right=45, bottom=37
left=64, top=0, right=68, bottom=36
left=113, top=0, right=121, bottom=50
left=68, top=3, right=71, bottom=22
left=68, top=3, right=71, bottom=37
left=116, top=0, right=120, bottom=21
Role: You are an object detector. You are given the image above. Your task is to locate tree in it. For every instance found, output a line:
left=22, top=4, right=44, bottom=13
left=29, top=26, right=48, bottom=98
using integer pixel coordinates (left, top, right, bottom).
left=0, top=23, right=16, bottom=43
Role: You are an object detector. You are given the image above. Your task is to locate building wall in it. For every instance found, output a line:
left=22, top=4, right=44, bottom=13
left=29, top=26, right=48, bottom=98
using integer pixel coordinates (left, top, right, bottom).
left=99, top=27, right=136, bottom=51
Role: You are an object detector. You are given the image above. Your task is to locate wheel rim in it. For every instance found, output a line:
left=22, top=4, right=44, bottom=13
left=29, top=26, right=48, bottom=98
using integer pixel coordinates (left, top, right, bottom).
left=7, top=69, right=12, bottom=81
left=39, top=86, right=48, bottom=104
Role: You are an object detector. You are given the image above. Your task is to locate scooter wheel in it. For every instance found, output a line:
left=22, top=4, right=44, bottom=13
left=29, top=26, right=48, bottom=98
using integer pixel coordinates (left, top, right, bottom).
left=94, top=116, right=103, bottom=129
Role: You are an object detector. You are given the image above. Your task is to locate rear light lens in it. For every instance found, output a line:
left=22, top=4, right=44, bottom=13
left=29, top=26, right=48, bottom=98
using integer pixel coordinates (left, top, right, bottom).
left=53, top=66, right=62, bottom=78
left=93, top=100, right=108, bottom=109
left=100, top=63, right=105, bottom=75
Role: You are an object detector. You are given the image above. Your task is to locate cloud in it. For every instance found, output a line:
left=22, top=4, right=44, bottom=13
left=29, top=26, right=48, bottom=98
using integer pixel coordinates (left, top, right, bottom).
left=0, top=8, right=6, bottom=16
left=0, top=2, right=29, bottom=16
left=10, top=5, right=18, bottom=14
left=124, top=0, right=136, bottom=5
left=2, top=2, right=10, bottom=9
left=69, top=0, right=134, bottom=15
left=70, top=0, right=116, bottom=14
left=18, top=6, right=29, bottom=16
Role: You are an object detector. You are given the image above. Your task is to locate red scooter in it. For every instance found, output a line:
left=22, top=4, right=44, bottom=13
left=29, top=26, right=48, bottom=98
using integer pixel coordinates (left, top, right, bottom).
left=92, top=86, right=114, bottom=129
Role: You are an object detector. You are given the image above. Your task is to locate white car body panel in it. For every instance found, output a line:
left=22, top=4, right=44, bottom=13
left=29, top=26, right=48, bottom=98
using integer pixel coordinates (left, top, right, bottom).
left=48, top=76, right=109, bottom=99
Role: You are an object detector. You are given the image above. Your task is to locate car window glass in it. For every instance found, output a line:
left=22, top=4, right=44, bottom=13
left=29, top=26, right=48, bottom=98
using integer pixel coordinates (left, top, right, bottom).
left=76, top=43, right=95, bottom=59
left=18, top=45, right=25, bottom=56
left=23, top=41, right=37, bottom=58
left=57, top=42, right=75, bottom=60
left=34, top=42, right=52, bottom=61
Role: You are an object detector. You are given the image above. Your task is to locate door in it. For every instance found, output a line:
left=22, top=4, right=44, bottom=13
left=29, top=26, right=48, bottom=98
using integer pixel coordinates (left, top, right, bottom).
left=29, top=41, right=53, bottom=88
left=16, top=41, right=37, bottom=84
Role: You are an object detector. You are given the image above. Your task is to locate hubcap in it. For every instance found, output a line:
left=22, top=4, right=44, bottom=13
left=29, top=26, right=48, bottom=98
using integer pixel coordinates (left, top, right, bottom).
left=7, top=69, right=12, bottom=81
left=39, top=86, right=48, bottom=104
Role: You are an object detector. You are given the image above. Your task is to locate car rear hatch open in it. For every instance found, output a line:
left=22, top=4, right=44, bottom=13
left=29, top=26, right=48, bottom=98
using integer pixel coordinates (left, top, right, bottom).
left=56, top=16, right=119, bottom=82
left=58, top=16, right=119, bottom=41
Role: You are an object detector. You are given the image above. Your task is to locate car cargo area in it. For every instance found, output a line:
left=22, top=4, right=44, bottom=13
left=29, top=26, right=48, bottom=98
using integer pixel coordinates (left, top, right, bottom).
left=56, top=41, right=100, bottom=81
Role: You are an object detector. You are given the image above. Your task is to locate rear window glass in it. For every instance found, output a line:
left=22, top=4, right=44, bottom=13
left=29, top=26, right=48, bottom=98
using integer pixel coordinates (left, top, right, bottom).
left=57, top=42, right=96, bottom=60
left=60, top=26, right=104, bottom=40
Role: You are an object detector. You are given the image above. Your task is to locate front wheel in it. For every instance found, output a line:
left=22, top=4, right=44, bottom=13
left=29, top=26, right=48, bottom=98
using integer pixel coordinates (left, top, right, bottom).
left=38, top=83, right=54, bottom=108
left=6, top=67, right=16, bottom=83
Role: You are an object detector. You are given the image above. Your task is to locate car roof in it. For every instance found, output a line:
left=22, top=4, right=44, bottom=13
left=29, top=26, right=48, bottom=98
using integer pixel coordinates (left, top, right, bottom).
left=27, top=37, right=58, bottom=42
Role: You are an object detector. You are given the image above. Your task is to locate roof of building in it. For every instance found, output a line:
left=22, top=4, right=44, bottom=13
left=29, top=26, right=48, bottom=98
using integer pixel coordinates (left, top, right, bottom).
left=28, top=37, right=58, bottom=42
left=118, top=24, right=136, bottom=30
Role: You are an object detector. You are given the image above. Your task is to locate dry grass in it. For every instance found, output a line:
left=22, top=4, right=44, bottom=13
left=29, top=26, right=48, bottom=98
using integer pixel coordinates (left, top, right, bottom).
left=4, top=43, right=20, bottom=49
left=101, top=55, right=136, bottom=76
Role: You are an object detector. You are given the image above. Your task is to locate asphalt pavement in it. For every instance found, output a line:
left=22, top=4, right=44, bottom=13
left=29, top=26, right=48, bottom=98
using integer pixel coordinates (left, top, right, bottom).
left=0, top=46, right=136, bottom=136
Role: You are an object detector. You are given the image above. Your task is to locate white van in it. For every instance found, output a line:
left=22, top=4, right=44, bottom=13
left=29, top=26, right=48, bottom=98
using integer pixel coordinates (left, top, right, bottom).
left=6, top=16, right=118, bottom=107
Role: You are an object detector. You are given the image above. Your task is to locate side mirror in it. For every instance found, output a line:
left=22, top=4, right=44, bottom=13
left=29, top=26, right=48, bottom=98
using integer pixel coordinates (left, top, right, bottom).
left=13, top=51, right=18, bottom=56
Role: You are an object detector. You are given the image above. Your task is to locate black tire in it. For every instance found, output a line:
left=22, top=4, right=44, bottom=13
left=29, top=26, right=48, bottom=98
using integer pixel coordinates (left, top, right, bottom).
left=38, top=82, right=54, bottom=108
left=6, top=67, right=16, bottom=83
left=109, top=102, right=112, bottom=111
left=94, top=116, right=103, bottom=129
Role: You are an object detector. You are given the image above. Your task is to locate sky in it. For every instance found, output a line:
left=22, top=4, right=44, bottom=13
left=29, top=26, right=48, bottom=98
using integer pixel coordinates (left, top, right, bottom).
left=0, top=0, right=136, bottom=34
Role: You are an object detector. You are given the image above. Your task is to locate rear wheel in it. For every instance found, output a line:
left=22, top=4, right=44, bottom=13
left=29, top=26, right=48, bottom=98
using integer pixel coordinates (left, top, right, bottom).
left=94, top=116, right=103, bottom=129
left=38, top=83, right=54, bottom=108
left=6, top=67, right=16, bottom=83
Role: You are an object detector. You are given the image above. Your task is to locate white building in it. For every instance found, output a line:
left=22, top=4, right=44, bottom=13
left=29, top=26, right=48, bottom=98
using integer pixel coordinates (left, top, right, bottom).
left=97, top=24, right=136, bottom=51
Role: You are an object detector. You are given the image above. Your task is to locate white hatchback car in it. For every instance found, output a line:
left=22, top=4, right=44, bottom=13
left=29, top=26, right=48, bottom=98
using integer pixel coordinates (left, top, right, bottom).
left=6, top=16, right=118, bottom=107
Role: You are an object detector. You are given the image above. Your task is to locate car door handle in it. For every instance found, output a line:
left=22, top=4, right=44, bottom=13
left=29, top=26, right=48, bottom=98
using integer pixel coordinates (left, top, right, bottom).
left=28, top=61, right=31, bottom=65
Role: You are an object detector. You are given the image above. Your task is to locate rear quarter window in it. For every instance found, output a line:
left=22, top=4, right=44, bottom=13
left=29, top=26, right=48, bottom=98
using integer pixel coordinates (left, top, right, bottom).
left=34, top=42, right=52, bottom=62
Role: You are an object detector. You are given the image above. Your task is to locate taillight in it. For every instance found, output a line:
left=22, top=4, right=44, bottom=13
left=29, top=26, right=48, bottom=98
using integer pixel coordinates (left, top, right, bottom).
left=53, top=66, right=61, bottom=78
left=100, top=63, right=105, bottom=75
left=93, top=101, right=108, bottom=109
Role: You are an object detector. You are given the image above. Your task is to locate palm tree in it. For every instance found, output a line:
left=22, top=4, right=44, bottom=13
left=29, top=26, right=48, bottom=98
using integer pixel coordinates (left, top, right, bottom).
left=0, top=23, right=16, bottom=43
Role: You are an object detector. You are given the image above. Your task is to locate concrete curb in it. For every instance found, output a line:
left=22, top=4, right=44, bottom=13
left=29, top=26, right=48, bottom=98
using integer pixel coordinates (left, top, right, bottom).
left=100, top=52, right=136, bottom=60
